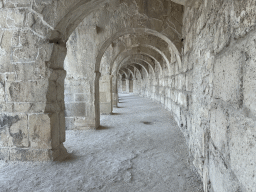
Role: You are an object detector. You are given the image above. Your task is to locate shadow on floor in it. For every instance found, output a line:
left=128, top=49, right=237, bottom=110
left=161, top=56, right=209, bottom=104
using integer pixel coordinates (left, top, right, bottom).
left=96, top=126, right=112, bottom=130
left=141, top=121, right=153, bottom=125
left=56, top=152, right=79, bottom=163
left=111, top=113, right=122, bottom=115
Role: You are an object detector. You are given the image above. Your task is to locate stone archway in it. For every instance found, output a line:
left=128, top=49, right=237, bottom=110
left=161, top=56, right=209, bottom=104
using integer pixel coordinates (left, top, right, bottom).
left=0, top=0, right=183, bottom=161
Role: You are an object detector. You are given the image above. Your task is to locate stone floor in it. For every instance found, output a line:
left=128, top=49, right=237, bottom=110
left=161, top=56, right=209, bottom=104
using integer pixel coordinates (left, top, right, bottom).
left=0, top=93, right=203, bottom=192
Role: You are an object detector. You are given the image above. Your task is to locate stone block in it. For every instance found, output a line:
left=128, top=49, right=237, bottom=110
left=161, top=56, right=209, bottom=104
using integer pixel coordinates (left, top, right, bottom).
left=65, top=103, right=86, bottom=117
left=9, top=114, right=29, bottom=148
left=59, top=111, right=65, bottom=143
left=0, top=114, right=28, bottom=147
left=100, top=102, right=112, bottom=114
left=47, top=44, right=67, bottom=70
left=210, top=107, right=229, bottom=158
left=6, top=80, right=47, bottom=102
left=100, top=92, right=107, bottom=102
left=49, top=113, right=59, bottom=150
left=0, top=9, right=7, bottom=27
left=25, top=12, right=51, bottom=37
left=73, top=117, right=95, bottom=129
left=56, top=82, right=64, bottom=102
left=75, top=94, right=86, bottom=102
left=0, top=126, right=9, bottom=147
left=0, top=103, right=13, bottom=113
left=15, top=62, right=46, bottom=81
left=46, top=80, right=57, bottom=103
left=45, top=102, right=61, bottom=113
left=213, top=49, right=242, bottom=104
left=177, top=74, right=186, bottom=90
left=0, top=73, right=5, bottom=102
left=6, top=9, right=26, bottom=28
left=13, top=102, right=45, bottom=113
left=178, top=92, right=187, bottom=108
left=9, top=148, right=52, bottom=161
left=186, top=72, right=193, bottom=92
left=0, top=31, right=15, bottom=73
left=170, top=90, right=178, bottom=103
left=208, top=142, right=242, bottom=192
left=64, top=81, right=89, bottom=94
left=65, top=94, right=74, bottom=102
left=229, top=113, right=256, bottom=192
left=12, top=30, right=40, bottom=63
left=244, top=58, right=256, bottom=116
left=28, top=114, right=51, bottom=149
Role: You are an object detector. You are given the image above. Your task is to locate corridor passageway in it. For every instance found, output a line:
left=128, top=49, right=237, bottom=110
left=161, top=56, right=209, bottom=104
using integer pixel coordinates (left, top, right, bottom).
left=0, top=94, right=203, bottom=192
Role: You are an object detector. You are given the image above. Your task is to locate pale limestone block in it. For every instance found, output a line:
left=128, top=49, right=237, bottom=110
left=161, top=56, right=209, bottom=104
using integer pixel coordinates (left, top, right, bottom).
left=9, top=148, right=52, bottom=161
left=229, top=114, right=256, bottom=192
left=6, top=80, right=47, bottom=103
left=28, top=114, right=51, bottom=149
left=213, top=49, right=241, bottom=104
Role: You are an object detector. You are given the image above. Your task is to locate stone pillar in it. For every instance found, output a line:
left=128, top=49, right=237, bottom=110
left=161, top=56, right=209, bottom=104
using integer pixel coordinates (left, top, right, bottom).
left=112, top=76, right=118, bottom=107
left=133, top=78, right=137, bottom=93
left=118, top=78, right=122, bottom=92
left=0, top=29, right=68, bottom=161
left=129, top=79, right=133, bottom=93
left=126, top=79, right=130, bottom=93
left=99, top=75, right=113, bottom=114
left=94, top=71, right=101, bottom=129
left=122, top=80, right=126, bottom=92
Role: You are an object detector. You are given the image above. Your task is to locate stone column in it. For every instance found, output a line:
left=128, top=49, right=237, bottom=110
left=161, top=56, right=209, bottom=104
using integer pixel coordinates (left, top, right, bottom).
left=99, top=75, right=113, bottom=114
left=112, top=76, right=118, bottom=107
left=0, top=29, right=68, bottom=161
left=122, top=79, right=126, bottom=92
left=133, top=78, right=137, bottom=93
left=126, top=79, right=130, bottom=93
left=0, top=1, right=77, bottom=161
left=129, top=79, right=133, bottom=93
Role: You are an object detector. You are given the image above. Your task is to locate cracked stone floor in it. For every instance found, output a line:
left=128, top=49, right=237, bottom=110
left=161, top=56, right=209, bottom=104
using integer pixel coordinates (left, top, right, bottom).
left=0, top=93, right=203, bottom=192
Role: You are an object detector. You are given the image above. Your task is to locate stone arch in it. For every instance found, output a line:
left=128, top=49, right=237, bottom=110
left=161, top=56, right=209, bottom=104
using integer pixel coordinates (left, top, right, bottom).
left=126, top=65, right=143, bottom=79
left=110, top=45, right=164, bottom=75
left=112, top=50, right=162, bottom=76
left=117, top=57, right=156, bottom=78
left=124, top=68, right=135, bottom=79
left=0, top=0, right=183, bottom=161
left=114, top=56, right=152, bottom=78
left=95, top=28, right=182, bottom=73
left=119, top=69, right=128, bottom=78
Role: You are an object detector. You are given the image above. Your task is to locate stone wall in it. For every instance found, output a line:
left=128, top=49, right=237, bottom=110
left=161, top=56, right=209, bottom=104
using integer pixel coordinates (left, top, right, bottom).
left=132, top=1, right=256, bottom=191
left=182, top=1, right=256, bottom=191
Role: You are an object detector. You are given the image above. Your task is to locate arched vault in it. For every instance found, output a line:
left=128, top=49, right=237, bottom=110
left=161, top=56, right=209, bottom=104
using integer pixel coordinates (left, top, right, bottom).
left=109, top=45, right=165, bottom=75
left=95, top=28, right=182, bottom=73
left=116, top=56, right=156, bottom=78
left=111, top=48, right=166, bottom=76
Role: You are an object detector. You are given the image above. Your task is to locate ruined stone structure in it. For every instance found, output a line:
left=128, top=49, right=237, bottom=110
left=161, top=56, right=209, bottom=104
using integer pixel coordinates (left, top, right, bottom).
left=0, top=0, right=255, bottom=191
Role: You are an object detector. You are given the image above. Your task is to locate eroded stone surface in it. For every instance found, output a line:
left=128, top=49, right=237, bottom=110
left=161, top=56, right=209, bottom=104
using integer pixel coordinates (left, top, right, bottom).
left=0, top=0, right=256, bottom=191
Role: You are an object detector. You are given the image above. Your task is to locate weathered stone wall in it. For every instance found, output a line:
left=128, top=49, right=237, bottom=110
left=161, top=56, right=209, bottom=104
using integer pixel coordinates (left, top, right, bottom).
left=182, top=1, right=256, bottom=191
left=132, top=1, right=256, bottom=191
